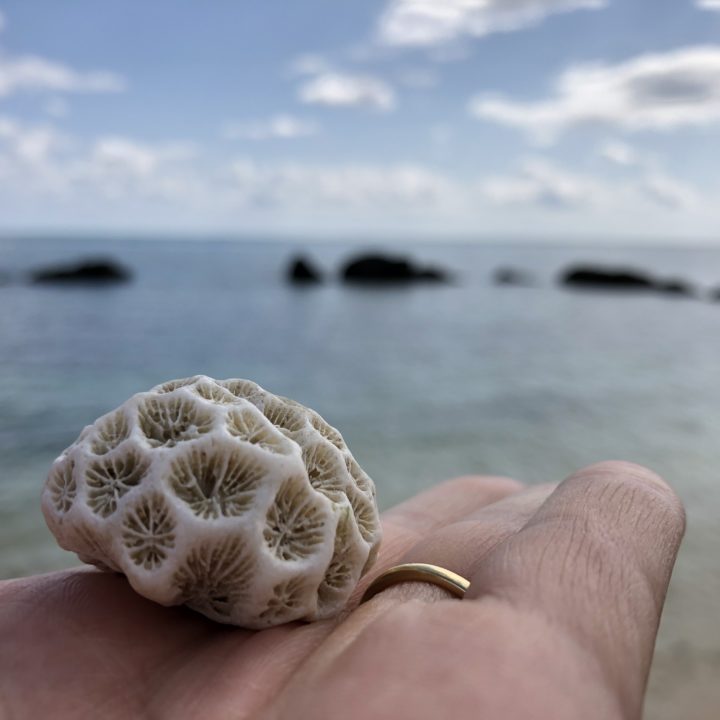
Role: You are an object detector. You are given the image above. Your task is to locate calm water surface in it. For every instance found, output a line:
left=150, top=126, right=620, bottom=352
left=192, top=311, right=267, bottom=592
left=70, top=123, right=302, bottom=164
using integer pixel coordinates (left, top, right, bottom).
left=1, top=237, right=719, bottom=719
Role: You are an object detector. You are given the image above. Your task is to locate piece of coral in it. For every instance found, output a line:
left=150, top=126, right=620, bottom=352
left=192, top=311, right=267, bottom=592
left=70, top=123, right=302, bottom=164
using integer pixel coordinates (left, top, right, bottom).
left=41, top=376, right=381, bottom=628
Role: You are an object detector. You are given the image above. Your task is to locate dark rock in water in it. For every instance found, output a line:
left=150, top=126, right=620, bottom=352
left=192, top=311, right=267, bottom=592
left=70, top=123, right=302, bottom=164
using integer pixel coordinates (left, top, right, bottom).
left=493, top=267, right=533, bottom=286
left=341, top=254, right=451, bottom=284
left=562, top=265, right=695, bottom=299
left=287, top=255, right=323, bottom=284
left=655, top=279, right=694, bottom=297
left=561, top=266, right=654, bottom=290
left=30, top=258, right=131, bottom=285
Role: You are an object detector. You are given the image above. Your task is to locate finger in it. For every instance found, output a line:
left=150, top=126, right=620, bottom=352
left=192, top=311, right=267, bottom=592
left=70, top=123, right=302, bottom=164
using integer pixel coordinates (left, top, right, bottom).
left=407, top=483, right=557, bottom=572
left=360, top=483, right=557, bottom=605
left=367, top=475, right=524, bottom=576
left=466, top=461, right=686, bottom=717
left=382, top=474, right=524, bottom=534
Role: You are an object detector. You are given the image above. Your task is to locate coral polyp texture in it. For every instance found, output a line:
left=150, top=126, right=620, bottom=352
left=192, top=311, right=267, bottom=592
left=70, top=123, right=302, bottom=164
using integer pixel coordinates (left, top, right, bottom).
left=41, top=376, right=381, bottom=628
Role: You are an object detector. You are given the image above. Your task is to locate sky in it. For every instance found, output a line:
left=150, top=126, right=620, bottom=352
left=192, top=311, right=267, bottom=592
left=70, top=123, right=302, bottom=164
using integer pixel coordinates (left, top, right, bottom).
left=0, top=0, right=719, bottom=241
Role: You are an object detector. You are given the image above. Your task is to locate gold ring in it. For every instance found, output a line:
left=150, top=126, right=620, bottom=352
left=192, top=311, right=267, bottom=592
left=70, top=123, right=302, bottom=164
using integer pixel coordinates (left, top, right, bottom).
left=360, top=563, right=471, bottom=603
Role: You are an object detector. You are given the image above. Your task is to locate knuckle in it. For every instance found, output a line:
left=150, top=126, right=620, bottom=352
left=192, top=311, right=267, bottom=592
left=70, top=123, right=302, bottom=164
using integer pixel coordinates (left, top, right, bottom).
left=572, top=460, right=686, bottom=533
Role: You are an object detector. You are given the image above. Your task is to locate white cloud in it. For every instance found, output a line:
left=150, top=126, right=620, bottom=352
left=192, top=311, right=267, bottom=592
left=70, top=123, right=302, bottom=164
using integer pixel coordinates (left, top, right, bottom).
left=227, top=156, right=707, bottom=221
left=75, top=138, right=197, bottom=201
left=0, top=117, right=198, bottom=202
left=0, top=116, right=712, bottom=234
left=641, top=172, right=699, bottom=209
left=299, top=72, right=395, bottom=111
left=0, top=116, right=72, bottom=193
left=479, top=155, right=705, bottom=214
left=0, top=115, right=449, bottom=213
left=232, top=157, right=697, bottom=217
left=481, top=158, right=603, bottom=208
left=0, top=116, right=68, bottom=162
left=599, top=140, right=639, bottom=167
left=378, top=0, right=605, bottom=47
left=597, top=139, right=700, bottom=208
left=89, top=138, right=160, bottom=177
left=73, top=140, right=200, bottom=204
left=470, top=46, right=720, bottom=141
left=0, top=53, right=125, bottom=97
left=0, top=9, right=123, bottom=98
left=697, top=1, right=720, bottom=10
left=222, top=115, right=318, bottom=141
left=228, top=159, right=451, bottom=207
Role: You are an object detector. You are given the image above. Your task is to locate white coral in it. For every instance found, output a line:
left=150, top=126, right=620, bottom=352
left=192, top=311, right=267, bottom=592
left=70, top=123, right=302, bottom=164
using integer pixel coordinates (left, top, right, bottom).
left=41, top=376, right=381, bottom=628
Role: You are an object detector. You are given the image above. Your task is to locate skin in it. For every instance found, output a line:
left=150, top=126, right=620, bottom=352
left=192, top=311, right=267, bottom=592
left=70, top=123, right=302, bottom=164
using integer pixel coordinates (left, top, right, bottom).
left=0, top=460, right=685, bottom=720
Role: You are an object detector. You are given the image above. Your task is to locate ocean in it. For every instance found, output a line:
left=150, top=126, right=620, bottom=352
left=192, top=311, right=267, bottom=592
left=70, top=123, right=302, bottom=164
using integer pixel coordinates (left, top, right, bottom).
left=1, top=236, right=719, bottom=718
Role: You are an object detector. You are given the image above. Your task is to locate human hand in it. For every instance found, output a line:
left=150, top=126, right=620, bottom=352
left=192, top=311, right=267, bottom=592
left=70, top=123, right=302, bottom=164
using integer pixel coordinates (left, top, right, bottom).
left=0, top=461, right=685, bottom=720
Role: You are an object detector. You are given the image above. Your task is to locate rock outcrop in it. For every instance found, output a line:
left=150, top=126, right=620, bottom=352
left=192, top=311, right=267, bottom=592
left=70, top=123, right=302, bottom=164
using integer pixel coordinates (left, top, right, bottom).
left=341, top=253, right=450, bottom=284
left=30, top=259, right=131, bottom=284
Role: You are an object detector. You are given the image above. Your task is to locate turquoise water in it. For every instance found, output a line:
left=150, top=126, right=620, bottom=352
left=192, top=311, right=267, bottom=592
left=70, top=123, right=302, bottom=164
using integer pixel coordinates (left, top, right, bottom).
left=1, top=236, right=719, bottom=717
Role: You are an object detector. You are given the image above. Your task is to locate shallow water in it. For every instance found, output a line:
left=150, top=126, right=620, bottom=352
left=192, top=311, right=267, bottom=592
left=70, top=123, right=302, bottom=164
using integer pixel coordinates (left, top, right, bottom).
left=1, top=236, right=719, bottom=718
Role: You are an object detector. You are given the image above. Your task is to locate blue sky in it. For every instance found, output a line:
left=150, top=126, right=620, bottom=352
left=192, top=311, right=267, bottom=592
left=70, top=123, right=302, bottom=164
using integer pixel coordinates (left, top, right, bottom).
left=0, top=0, right=719, bottom=240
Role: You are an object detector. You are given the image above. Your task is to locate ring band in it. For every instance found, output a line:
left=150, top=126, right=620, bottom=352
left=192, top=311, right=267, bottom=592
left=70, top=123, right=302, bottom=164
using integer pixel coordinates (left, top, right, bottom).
left=360, top=563, right=471, bottom=603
